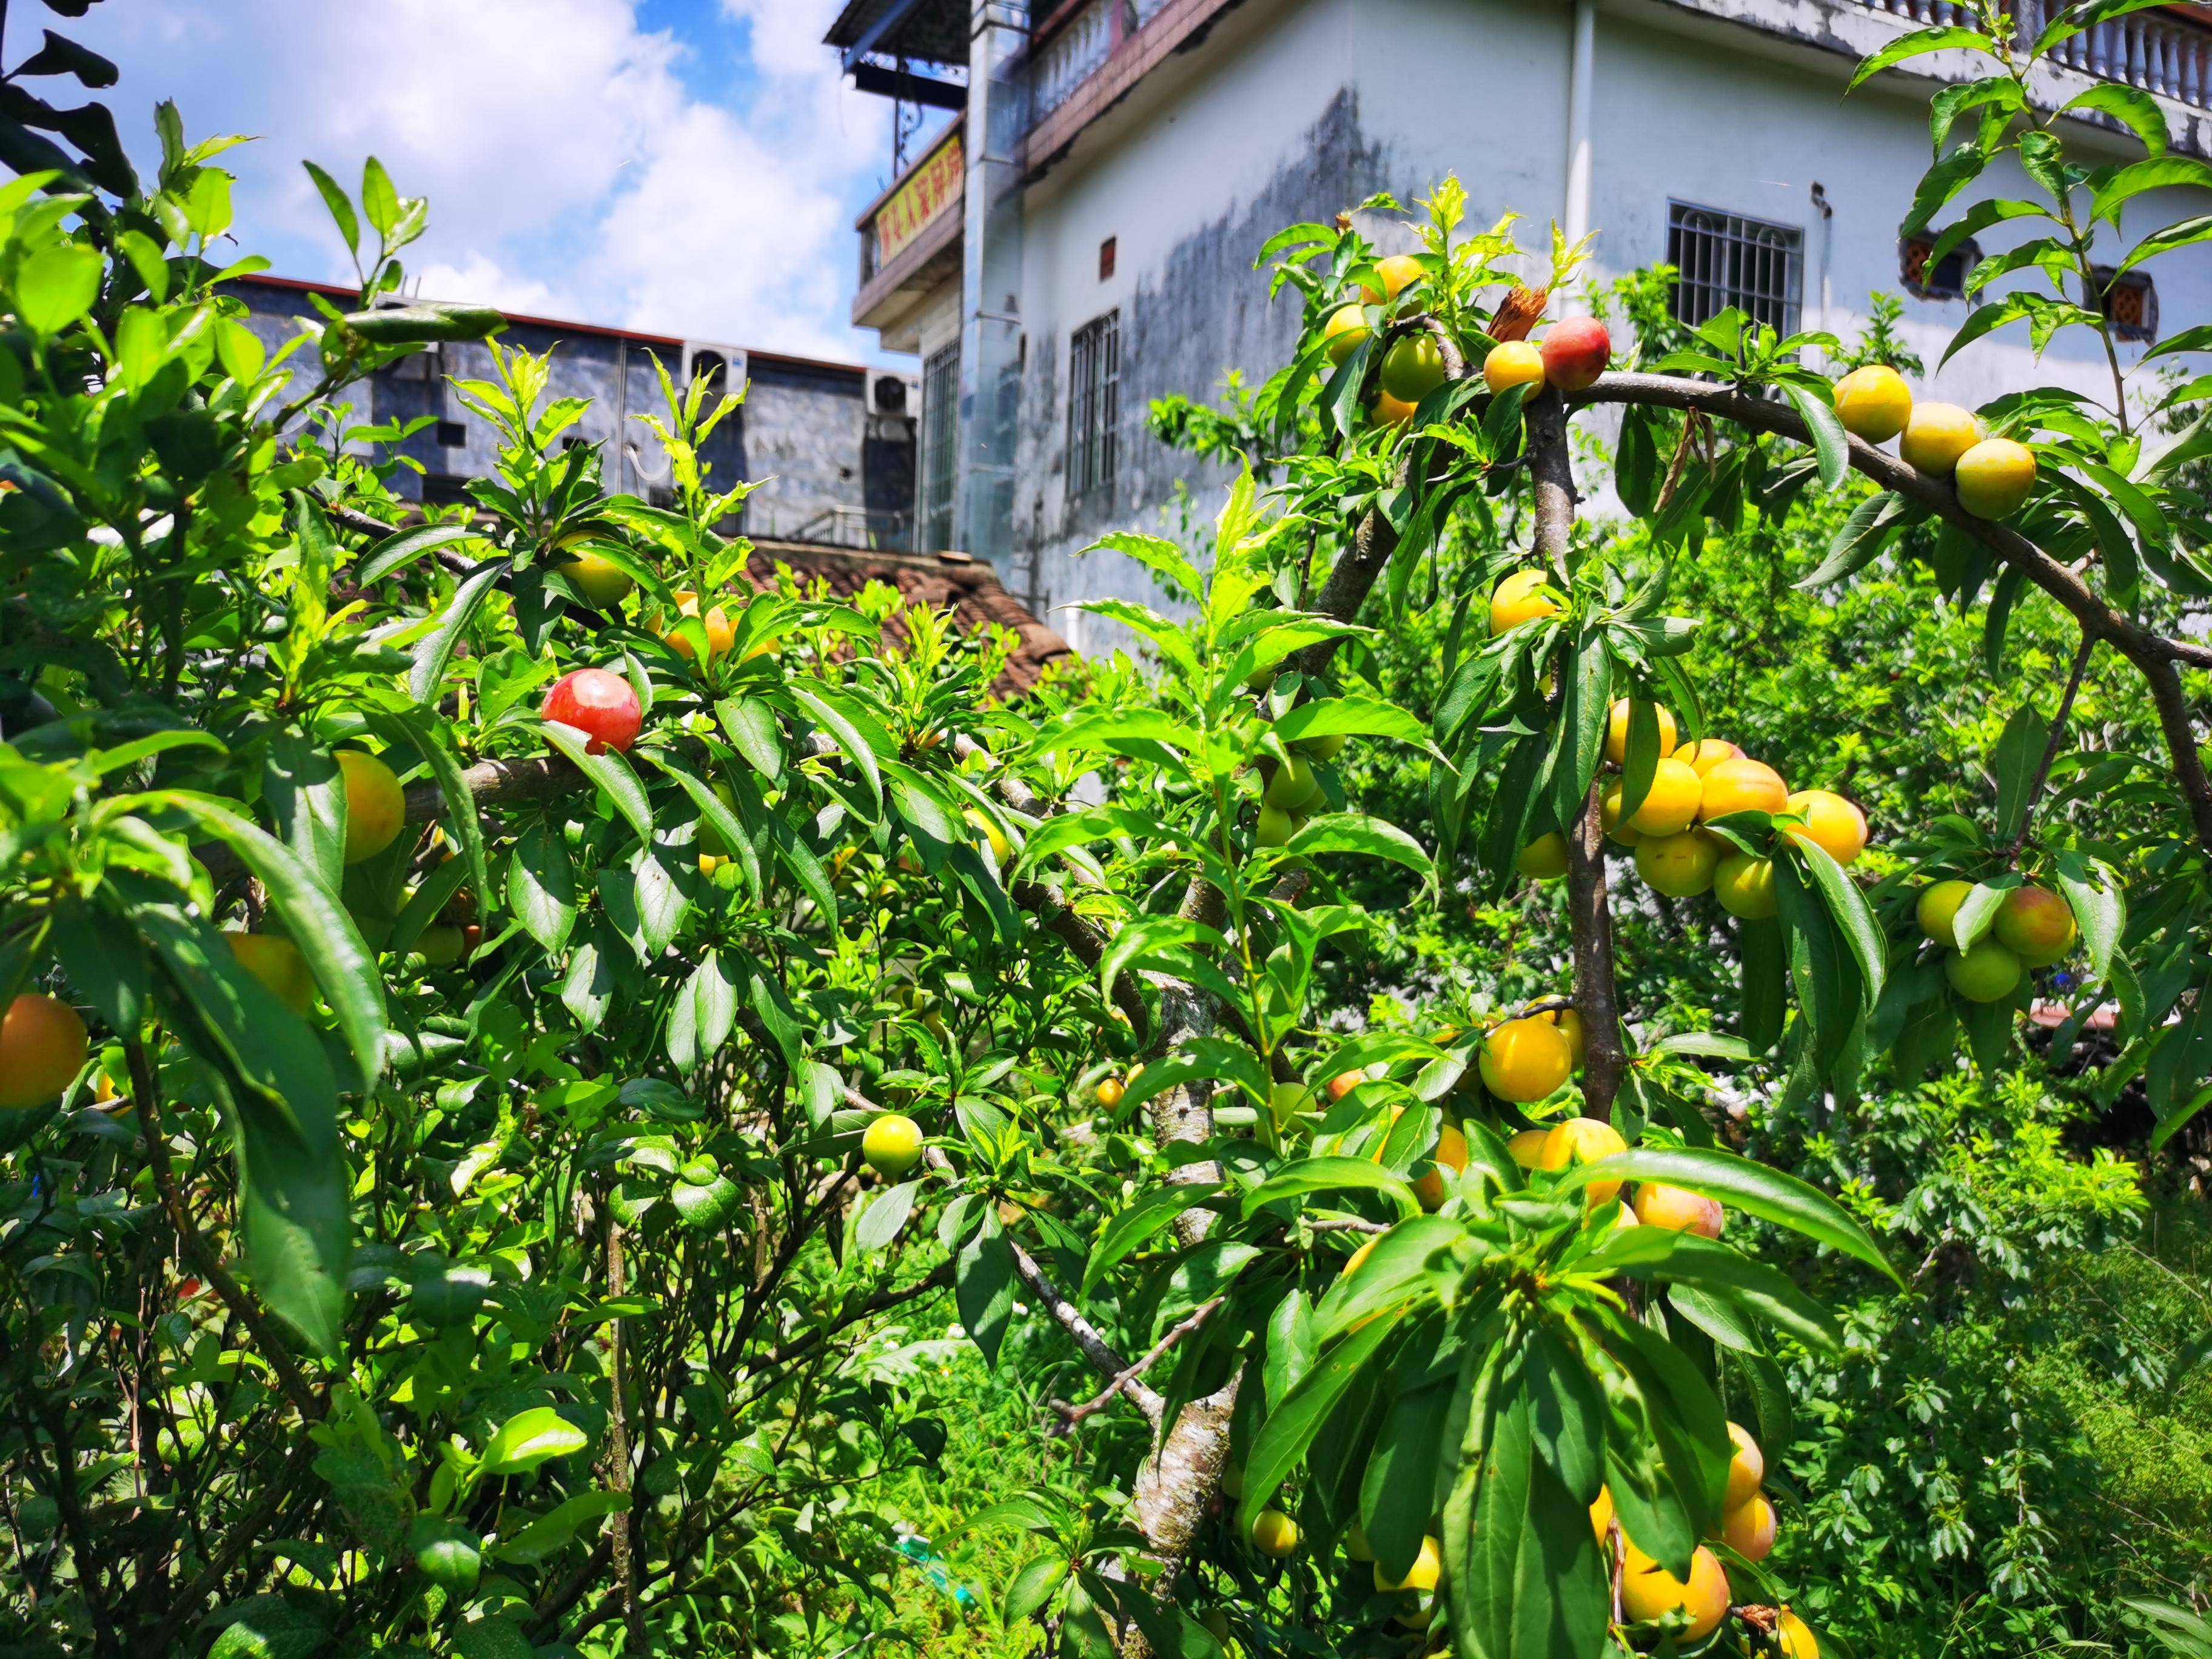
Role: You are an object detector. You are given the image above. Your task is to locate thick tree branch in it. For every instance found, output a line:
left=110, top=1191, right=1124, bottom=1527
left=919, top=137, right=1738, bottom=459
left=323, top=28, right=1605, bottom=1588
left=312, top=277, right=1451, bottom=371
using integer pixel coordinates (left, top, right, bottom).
left=1575, top=370, right=2212, bottom=857
left=1526, top=390, right=1631, bottom=1110
left=1004, top=1235, right=1164, bottom=1424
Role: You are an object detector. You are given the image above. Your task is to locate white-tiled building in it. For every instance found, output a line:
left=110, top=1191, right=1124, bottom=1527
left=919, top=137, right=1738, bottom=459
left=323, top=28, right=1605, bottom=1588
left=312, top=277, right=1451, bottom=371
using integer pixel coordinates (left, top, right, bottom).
left=828, top=0, right=2212, bottom=653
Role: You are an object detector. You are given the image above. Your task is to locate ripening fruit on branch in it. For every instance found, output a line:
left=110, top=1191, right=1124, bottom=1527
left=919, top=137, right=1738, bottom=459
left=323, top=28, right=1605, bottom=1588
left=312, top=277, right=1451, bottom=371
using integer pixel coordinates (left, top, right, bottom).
left=1483, top=340, right=1547, bottom=395
left=1516, top=831, right=1569, bottom=880
left=1373, top=252, right=1424, bottom=299
left=1380, top=333, right=1448, bottom=404
left=1323, top=304, right=1369, bottom=364
left=554, top=549, right=635, bottom=608
left=1900, top=401, right=1981, bottom=476
left=1600, top=784, right=1644, bottom=847
left=1699, top=757, right=1790, bottom=820
left=1199, top=1607, right=1232, bottom=1644
left=1915, top=878, right=1972, bottom=947
left=1270, top=1081, right=1315, bottom=1127
left=1954, top=437, right=2038, bottom=519
left=1620, top=1541, right=1732, bottom=1643
left=1265, top=754, right=1323, bottom=811
left=1714, top=853, right=1778, bottom=920
left=541, top=668, right=643, bottom=754
left=1606, top=699, right=1678, bottom=765
left=1726, top=1422, right=1765, bottom=1507
left=1478, top=1016, right=1574, bottom=1104
left=338, top=750, right=406, bottom=864
left=1626, top=757, right=1704, bottom=836
left=1293, top=728, right=1347, bottom=762
left=1508, top=1127, right=1548, bottom=1170
left=0, top=994, right=89, bottom=1108
left=1540, top=1006, right=1586, bottom=1070
left=1590, top=1484, right=1615, bottom=1542
left=1250, top=1509, right=1299, bottom=1557
left=1255, top=803, right=1302, bottom=847
left=1674, top=737, right=1743, bottom=776
left=1993, top=884, right=2077, bottom=966
left=1832, top=364, right=1912, bottom=443
left=1946, top=939, right=2023, bottom=1002
left=1538, top=1114, right=1628, bottom=1202
left=1635, top=830, right=1721, bottom=897
left=1539, top=316, right=1612, bottom=392
left=660, top=589, right=737, bottom=665
left=1780, top=1609, right=1821, bottom=1659
left=1095, top=1075, right=1125, bottom=1109
left=965, top=808, right=1013, bottom=865
left=861, top=1113, right=924, bottom=1178
left=1633, top=1182, right=1724, bottom=1238
left=1785, top=789, right=1869, bottom=865
left=1720, top=1492, right=1776, bottom=1562
left=227, top=933, right=314, bottom=1014
left=1369, top=389, right=1418, bottom=427
left=1489, top=568, right=1560, bottom=636
left=1415, top=1122, right=1469, bottom=1210
left=1374, top=1535, right=1442, bottom=1593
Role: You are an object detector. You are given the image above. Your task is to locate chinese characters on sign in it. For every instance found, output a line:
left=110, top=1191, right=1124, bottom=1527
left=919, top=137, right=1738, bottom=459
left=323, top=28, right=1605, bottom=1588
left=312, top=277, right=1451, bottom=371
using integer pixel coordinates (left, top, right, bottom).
left=875, top=129, right=965, bottom=267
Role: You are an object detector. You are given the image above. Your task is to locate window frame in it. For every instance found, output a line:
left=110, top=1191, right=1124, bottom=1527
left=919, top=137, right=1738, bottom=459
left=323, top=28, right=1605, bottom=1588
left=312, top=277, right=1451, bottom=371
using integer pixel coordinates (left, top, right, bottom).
left=1067, top=309, right=1121, bottom=505
left=1666, top=201, right=1805, bottom=337
left=918, top=341, right=960, bottom=553
left=2091, top=264, right=2159, bottom=344
left=1899, top=233, right=1980, bottom=302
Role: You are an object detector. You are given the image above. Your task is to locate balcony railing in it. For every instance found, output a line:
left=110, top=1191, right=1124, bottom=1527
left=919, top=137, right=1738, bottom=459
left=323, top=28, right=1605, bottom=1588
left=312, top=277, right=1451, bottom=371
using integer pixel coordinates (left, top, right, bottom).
left=1853, top=0, right=2212, bottom=109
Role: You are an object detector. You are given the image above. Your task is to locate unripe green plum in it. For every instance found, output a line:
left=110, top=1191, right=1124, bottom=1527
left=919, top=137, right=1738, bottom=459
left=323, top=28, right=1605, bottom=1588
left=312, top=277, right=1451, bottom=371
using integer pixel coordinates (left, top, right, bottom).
left=1946, top=940, right=2023, bottom=1003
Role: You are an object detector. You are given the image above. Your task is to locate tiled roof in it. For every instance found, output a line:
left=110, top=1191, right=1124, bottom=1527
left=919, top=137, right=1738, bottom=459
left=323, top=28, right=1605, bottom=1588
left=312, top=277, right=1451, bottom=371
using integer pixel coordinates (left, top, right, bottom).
left=743, top=538, right=1073, bottom=694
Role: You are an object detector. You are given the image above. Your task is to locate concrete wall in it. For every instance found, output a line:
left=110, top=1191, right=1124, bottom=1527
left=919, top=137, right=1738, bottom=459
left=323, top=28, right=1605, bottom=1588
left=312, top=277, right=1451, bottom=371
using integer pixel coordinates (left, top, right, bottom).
left=228, top=283, right=913, bottom=541
left=994, top=0, right=2212, bottom=654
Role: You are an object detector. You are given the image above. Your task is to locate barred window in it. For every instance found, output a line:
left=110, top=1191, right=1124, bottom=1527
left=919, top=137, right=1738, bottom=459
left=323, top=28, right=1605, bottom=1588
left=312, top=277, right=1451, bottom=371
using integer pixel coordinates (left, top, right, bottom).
left=917, top=343, right=960, bottom=552
left=1068, top=309, right=1121, bottom=503
left=1667, top=202, right=1803, bottom=336
left=2091, top=265, right=2159, bottom=343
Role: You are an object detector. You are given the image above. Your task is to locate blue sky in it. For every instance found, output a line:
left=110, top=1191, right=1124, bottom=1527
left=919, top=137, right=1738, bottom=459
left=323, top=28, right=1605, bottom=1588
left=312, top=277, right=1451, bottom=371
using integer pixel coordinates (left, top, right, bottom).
left=67, top=0, right=914, bottom=364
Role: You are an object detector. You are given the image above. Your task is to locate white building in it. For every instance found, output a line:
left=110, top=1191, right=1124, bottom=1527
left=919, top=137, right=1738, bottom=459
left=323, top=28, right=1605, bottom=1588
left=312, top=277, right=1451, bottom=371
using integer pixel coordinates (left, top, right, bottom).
left=828, top=0, right=2212, bottom=654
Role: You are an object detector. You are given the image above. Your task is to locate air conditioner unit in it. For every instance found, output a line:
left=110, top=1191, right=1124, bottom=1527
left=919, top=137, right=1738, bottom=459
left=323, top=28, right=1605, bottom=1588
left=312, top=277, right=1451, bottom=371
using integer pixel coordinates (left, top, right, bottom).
left=871, top=370, right=920, bottom=418
left=682, top=343, right=748, bottom=395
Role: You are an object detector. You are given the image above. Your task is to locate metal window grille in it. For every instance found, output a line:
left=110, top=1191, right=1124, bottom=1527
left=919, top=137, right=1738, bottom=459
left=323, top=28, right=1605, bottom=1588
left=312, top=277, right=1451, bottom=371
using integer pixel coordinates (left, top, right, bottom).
left=1667, top=202, right=1803, bottom=336
left=919, top=342, right=960, bottom=552
left=2091, top=265, right=2159, bottom=343
left=1901, top=234, right=1979, bottom=302
left=1068, top=310, right=1121, bottom=502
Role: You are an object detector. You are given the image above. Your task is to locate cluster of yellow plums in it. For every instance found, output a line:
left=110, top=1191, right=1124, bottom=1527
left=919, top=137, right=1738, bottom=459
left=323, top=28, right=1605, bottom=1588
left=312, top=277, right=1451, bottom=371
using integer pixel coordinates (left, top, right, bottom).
left=1831, top=363, right=2039, bottom=520
left=1315, top=253, right=1614, bottom=429
left=1914, top=876, right=2079, bottom=1004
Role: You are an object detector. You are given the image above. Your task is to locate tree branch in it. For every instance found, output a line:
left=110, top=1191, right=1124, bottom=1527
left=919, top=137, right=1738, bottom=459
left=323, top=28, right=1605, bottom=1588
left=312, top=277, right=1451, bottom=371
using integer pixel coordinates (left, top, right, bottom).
left=1051, top=1296, right=1225, bottom=1435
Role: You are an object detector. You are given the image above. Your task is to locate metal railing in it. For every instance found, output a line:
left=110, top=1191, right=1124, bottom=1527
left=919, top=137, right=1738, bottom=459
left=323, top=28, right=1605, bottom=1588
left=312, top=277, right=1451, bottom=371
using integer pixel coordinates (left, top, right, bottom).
left=1852, top=0, right=2212, bottom=109
left=786, top=505, right=916, bottom=553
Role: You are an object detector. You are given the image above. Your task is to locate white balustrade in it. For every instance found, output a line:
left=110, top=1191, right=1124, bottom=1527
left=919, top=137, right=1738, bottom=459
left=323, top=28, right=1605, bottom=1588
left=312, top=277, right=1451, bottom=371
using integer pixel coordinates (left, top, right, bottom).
left=1850, top=0, right=2212, bottom=110
left=1031, top=0, right=1116, bottom=122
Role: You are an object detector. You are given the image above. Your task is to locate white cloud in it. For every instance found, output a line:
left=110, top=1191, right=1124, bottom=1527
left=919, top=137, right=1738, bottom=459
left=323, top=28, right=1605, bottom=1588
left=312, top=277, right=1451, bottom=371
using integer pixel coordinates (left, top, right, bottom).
left=69, top=0, right=894, bottom=362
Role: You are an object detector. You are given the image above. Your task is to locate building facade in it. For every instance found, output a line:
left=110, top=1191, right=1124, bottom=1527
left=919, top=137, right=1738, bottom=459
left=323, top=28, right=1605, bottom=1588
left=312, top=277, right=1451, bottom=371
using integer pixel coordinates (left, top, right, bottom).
left=229, top=275, right=920, bottom=549
left=830, top=0, right=2212, bottom=655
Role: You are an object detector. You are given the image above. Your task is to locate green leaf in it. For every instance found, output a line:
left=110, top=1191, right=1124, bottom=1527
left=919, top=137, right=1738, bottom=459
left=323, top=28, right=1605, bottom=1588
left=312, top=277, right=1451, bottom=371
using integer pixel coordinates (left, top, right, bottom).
left=1991, top=700, right=2049, bottom=842
left=506, top=822, right=577, bottom=953
left=716, top=695, right=784, bottom=779
left=1004, top=1553, right=1070, bottom=1624
left=1555, top=1147, right=1899, bottom=1282
left=1236, top=1310, right=1398, bottom=1538
left=1781, top=383, right=1849, bottom=491
left=1800, top=491, right=1914, bottom=587
left=856, top=1180, right=919, bottom=1252
left=1789, top=838, right=1886, bottom=1006
left=13, top=243, right=102, bottom=335
left=785, top=685, right=882, bottom=812
left=489, top=1489, right=625, bottom=1565
left=261, top=730, right=347, bottom=894
left=1084, top=1181, right=1221, bottom=1295
left=409, top=560, right=503, bottom=705
left=539, top=723, right=654, bottom=845
left=302, top=159, right=360, bottom=253
left=357, top=522, right=484, bottom=585
left=1594, top=1232, right=1842, bottom=1350
left=2061, top=82, right=2168, bottom=157
left=161, top=794, right=386, bottom=1083
left=1849, top=25, right=1992, bottom=92
left=1285, top=812, right=1433, bottom=884
left=1243, top=1156, right=1421, bottom=1223
left=1273, top=695, right=1436, bottom=752
left=481, top=1406, right=589, bottom=1475
left=955, top=1224, right=1016, bottom=1367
